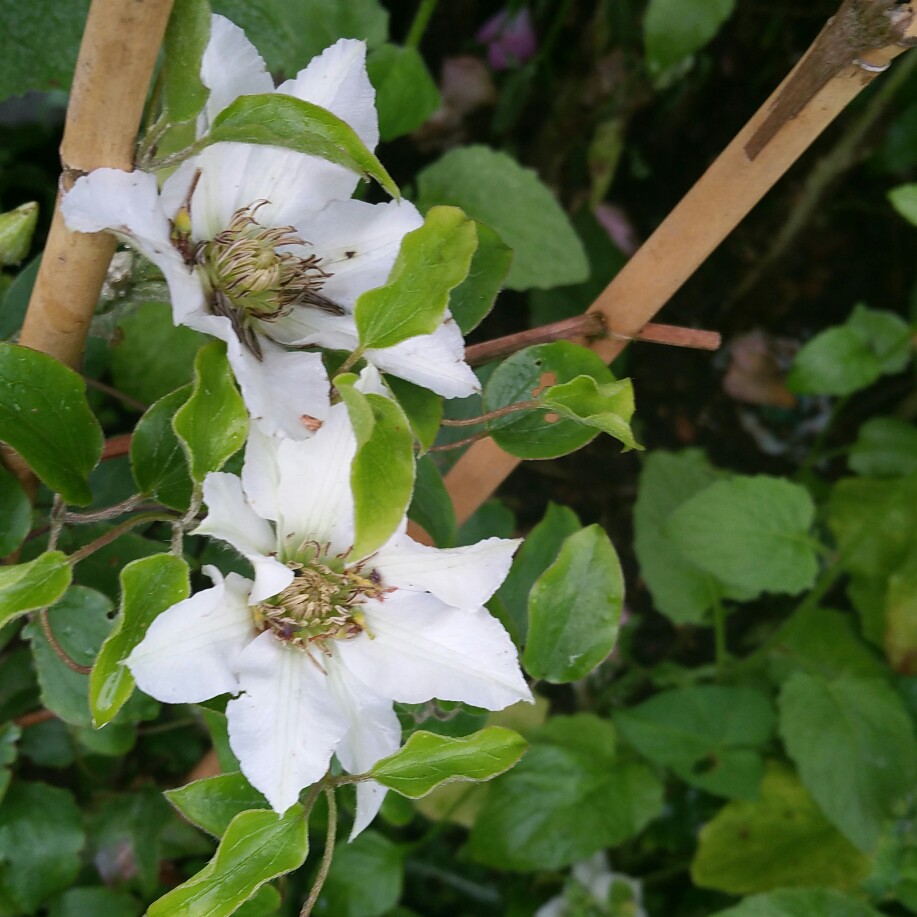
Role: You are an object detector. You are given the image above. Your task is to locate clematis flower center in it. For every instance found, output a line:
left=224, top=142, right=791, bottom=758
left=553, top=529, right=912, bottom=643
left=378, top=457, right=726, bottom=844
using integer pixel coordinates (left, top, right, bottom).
left=253, top=559, right=386, bottom=653
left=191, top=201, right=343, bottom=359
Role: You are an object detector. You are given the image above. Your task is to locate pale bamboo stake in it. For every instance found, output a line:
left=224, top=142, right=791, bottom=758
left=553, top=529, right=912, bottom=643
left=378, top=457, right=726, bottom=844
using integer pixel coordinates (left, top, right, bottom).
left=441, top=4, right=917, bottom=529
left=18, top=0, right=175, bottom=369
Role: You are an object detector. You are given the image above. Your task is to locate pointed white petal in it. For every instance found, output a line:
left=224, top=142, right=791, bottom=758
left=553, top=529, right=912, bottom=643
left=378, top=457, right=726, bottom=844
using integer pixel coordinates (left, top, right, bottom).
left=227, top=632, right=347, bottom=813
left=241, top=424, right=283, bottom=523
left=126, top=568, right=254, bottom=703
left=277, top=39, right=379, bottom=151
left=367, top=319, right=480, bottom=399
left=373, top=534, right=521, bottom=609
left=199, top=14, right=273, bottom=132
left=195, top=473, right=292, bottom=603
left=326, top=657, right=401, bottom=839
left=339, top=592, right=532, bottom=710
left=272, top=404, right=357, bottom=558
left=355, top=364, right=388, bottom=396
left=225, top=335, right=330, bottom=441
left=268, top=308, right=358, bottom=351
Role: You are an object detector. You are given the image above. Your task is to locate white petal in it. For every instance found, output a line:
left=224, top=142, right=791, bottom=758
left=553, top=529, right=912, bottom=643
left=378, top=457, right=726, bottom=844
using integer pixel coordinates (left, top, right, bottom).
left=338, top=592, right=532, bottom=710
left=194, top=473, right=292, bottom=603
left=126, top=568, right=254, bottom=703
left=199, top=14, right=273, bottom=132
left=373, top=534, right=521, bottom=609
left=326, top=657, right=401, bottom=839
left=272, top=404, right=357, bottom=558
left=227, top=632, right=347, bottom=813
left=225, top=335, right=330, bottom=441
left=241, top=425, right=283, bottom=523
left=366, top=319, right=480, bottom=399
left=277, top=39, right=379, bottom=151
left=268, top=308, right=358, bottom=351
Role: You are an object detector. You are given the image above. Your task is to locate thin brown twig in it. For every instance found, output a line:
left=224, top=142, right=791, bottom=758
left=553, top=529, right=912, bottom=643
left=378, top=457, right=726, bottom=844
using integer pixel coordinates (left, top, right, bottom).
left=39, top=608, right=92, bottom=674
left=429, top=430, right=491, bottom=452
left=299, top=786, right=338, bottom=917
left=440, top=400, right=541, bottom=428
left=84, top=376, right=149, bottom=412
left=68, top=512, right=177, bottom=565
left=14, top=709, right=55, bottom=729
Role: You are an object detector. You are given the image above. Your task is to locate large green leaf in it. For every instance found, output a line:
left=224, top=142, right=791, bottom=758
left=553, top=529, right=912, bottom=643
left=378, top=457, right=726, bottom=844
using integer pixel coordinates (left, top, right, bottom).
left=163, top=0, right=211, bottom=124
left=366, top=44, right=439, bottom=141
left=207, top=94, right=398, bottom=198
left=849, top=417, right=917, bottom=478
left=779, top=672, right=917, bottom=851
left=468, top=715, right=663, bottom=870
left=0, top=551, right=71, bottom=625
left=666, top=475, right=818, bottom=598
left=691, top=763, right=871, bottom=895
left=615, top=686, right=775, bottom=799
left=448, top=222, right=513, bottom=334
left=406, top=455, right=455, bottom=548
left=319, top=831, right=404, bottom=917
left=0, top=0, right=90, bottom=100
left=370, top=727, right=527, bottom=798
left=524, top=525, right=623, bottom=683
left=644, top=0, right=735, bottom=78
left=166, top=772, right=268, bottom=837
left=47, top=887, right=142, bottom=917
left=90, top=555, right=190, bottom=727
left=211, top=0, right=388, bottom=75
left=416, top=146, right=588, bottom=291
left=0, top=781, right=85, bottom=912
left=0, top=342, right=103, bottom=504
left=148, top=807, right=308, bottom=917
left=355, top=206, right=477, bottom=350
left=0, top=461, right=31, bottom=556
left=173, top=341, right=248, bottom=482
left=711, top=888, right=883, bottom=917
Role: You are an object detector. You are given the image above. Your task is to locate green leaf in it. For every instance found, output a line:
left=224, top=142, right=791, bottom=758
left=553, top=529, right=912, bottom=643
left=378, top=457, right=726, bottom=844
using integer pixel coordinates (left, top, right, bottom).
left=711, top=888, right=883, bottom=917
left=233, top=886, right=281, bottom=917
left=666, top=475, right=818, bottom=598
left=889, top=182, right=917, bottom=225
left=0, top=0, right=89, bottom=100
left=355, top=206, right=477, bottom=350
left=416, top=146, right=588, bottom=291
left=166, top=772, right=269, bottom=837
left=483, top=342, right=616, bottom=459
left=173, top=341, right=248, bottom=482
left=541, top=374, right=640, bottom=451
left=210, top=0, right=388, bottom=75
left=24, top=586, right=113, bottom=726
left=350, top=393, right=415, bottom=559
left=207, top=94, right=399, bottom=198
left=885, top=543, right=917, bottom=675
left=111, top=301, right=208, bottom=408
left=0, top=254, right=41, bottom=339
left=407, top=455, right=456, bottom=548
left=615, top=686, right=776, bottom=799
left=468, top=714, right=663, bottom=870
left=0, top=781, right=85, bottom=912
left=691, top=763, right=871, bottom=895
left=163, top=0, right=211, bottom=123
left=90, top=555, right=190, bottom=727
left=130, top=385, right=194, bottom=510
left=367, top=44, right=439, bottom=141
left=787, top=304, right=912, bottom=396
left=449, top=222, right=513, bottom=334
left=0, top=551, right=71, bottom=625
left=633, top=452, right=744, bottom=624
left=148, top=807, right=308, bottom=917
left=0, top=462, right=30, bottom=555
left=849, top=417, right=917, bottom=478
left=524, top=525, right=623, bottom=683
left=370, top=727, right=527, bottom=798
left=644, top=0, right=735, bottom=78
left=386, top=376, right=442, bottom=453
left=0, top=342, right=103, bottom=504
left=0, top=202, right=38, bottom=266
left=494, top=503, right=580, bottom=645
left=319, top=831, right=404, bottom=917
left=779, top=672, right=917, bottom=851
left=48, top=887, right=142, bottom=917
left=0, top=722, right=19, bottom=804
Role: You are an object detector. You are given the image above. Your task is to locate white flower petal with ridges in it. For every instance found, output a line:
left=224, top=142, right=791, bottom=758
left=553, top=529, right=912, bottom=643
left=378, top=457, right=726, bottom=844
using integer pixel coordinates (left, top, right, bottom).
left=339, top=592, right=532, bottom=710
left=270, top=405, right=357, bottom=558
left=326, top=657, right=401, bottom=839
left=277, top=38, right=379, bottom=151
left=367, top=319, right=480, bottom=398
left=195, top=473, right=292, bottom=603
left=126, top=568, right=253, bottom=703
left=228, top=632, right=348, bottom=813
left=374, top=534, right=521, bottom=609
left=199, top=14, right=273, bottom=132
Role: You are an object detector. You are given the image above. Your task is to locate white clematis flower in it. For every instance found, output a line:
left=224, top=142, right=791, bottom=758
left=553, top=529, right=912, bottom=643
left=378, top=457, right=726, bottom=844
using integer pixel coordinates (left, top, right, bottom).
left=61, top=15, right=478, bottom=438
left=126, top=400, right=531, bottom=836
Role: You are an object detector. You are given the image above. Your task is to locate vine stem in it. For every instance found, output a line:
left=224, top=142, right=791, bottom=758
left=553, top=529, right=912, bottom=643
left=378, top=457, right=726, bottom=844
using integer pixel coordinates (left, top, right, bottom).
left=299, top=786, right=338, bottom=917
left=436, top=7, right=917, bottom=533
left=405, top=0, right=439, bottom=49
left=68, top=512, right=177, bottom=565
left=441, top=400, right=541, bottom=428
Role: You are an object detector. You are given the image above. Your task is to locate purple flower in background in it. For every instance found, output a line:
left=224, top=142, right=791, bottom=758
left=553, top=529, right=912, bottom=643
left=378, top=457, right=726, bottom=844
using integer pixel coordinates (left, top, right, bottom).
left=476, top=8, right=537, bottom=71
